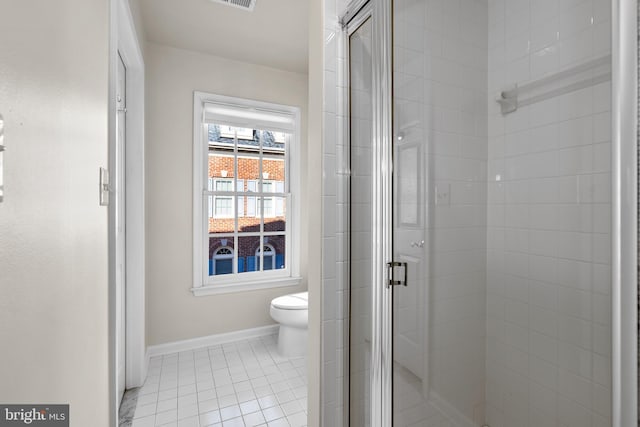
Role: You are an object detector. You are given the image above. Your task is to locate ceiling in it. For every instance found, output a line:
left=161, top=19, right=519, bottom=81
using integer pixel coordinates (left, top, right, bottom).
left=137, top=0, right=309, bottom=74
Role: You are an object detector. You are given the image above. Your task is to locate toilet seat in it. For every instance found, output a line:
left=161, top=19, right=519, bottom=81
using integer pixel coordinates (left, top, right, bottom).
left=271, top=292, right=308, bottom=310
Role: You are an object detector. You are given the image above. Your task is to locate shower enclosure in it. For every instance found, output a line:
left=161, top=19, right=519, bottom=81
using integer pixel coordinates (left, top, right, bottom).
left=331, top=0, right=638, bottom=426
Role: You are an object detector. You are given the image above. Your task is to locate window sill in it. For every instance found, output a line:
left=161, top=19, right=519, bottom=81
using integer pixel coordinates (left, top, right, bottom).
left=191, top=276, right=303, bottom=296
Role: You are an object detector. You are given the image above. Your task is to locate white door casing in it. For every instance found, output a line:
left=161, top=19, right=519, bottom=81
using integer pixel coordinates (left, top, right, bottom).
left=115, top=52, right=127, bottom=404
left=110, top=0, right=146, bottom=423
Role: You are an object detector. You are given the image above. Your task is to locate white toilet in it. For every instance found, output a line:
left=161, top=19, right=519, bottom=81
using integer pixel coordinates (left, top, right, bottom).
left=270, top=291, right=308, bottom=357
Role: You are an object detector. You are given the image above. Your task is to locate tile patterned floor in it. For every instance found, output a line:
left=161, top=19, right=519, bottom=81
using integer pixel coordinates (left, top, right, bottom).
left=128, top=334, right=307, bottom=427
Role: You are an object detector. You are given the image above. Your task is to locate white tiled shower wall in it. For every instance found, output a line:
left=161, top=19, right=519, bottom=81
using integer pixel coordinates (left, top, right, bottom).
left=321, top=0, right=350, bottom=425
left=485, top=0, right=612, bottom=426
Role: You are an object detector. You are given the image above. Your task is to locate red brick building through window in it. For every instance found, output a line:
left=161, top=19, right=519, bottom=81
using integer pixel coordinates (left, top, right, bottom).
left=207, top=125, right=287, bottom=276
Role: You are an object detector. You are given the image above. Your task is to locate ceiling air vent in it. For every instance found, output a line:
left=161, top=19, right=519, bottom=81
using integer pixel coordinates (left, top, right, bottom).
left=210, top=0, right=256, bottom=12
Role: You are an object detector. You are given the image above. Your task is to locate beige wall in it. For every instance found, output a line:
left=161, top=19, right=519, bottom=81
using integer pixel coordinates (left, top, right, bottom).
left=0, top=0, right=110, bottom=425
left=145, top=42, right=309, bottom=346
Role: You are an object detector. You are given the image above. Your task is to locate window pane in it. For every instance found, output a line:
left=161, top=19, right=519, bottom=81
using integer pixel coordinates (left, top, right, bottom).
left=209, top=152, right=234, bottom=181
left=209, top=237, right=235, bottom=276
left=259, top=130, right=286, bottom=152
left=256, top=242, right=276, bottom=271
left=261, top=158, right=285, bottom=191
left=268, top=196, right=286, bottom=232
left=208, top=196, right=235, bottom=233
left=261, top=197, right=275, bottom=218
left=272, top=132, right=287, bottom=143
left=238, top=157, right=260, bottom=221
left=218, top=125, right=235, bottom=140
left=215, top=197, right=233, bottom=216
left=237, top=180, right=244, bottom=217
left=236, top=127, right=254, bottom=141
left=208, top=124, right=232, bottom=147
left=262, top=236, right=285, bottom=270
left=237, top=157, right=260, bottom=183
left=215, top=180, right=233, bottom=191
left=262, top=181, right=274, bottom=192
left=238, top=235, right=260, bottom=274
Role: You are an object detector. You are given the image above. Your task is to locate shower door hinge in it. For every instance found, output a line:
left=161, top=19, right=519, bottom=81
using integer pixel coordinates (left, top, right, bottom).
left=386, top=261, right=408, bottom=288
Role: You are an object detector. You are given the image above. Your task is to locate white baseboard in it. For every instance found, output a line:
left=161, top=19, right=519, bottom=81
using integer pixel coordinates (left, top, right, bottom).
left=429, top=391, right=477, bottom=427
left=146, top=324, right=280, bottom=359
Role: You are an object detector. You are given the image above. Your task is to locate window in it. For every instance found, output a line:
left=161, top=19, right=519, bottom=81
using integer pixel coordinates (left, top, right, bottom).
left=193, top=92, right=301, bottom=295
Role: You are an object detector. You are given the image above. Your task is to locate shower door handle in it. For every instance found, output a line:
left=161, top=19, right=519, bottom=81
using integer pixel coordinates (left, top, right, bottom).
left=386, top=261, right=407, bottom=288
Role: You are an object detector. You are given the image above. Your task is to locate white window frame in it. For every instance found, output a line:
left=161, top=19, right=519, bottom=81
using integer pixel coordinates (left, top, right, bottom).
left=192, top=92, right=302, bottom=296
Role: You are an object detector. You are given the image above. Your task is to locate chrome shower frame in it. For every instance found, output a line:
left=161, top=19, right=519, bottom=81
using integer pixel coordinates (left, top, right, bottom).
left=612, top=0, right=638, bottom=425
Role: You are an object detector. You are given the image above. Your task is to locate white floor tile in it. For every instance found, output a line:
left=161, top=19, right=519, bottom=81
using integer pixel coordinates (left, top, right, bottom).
left=177, top=403, right=199, bottom=420
left=239, top=399, right=260, bottom=415
left=155, top=409, right=177, bottom=426
left=220, top=405, right=242, bottom=421
left=237, top=389, right=257, bottom=403
left=132, top=415, right=156, bottom=427
left=286, top=411, right=307, bottom=427
left=179, top=384, right=197, bottom=396
left=222, top=416, right=246, bottom=427
left=266, top=417, right=289, bottom=427
left=157, top=398, right=178, bottom=413
left=176, top=415, right=200, bottom=427
left=258, top=395, right=278, bottom=410
left=178, top=394, right=198, bottom=408
left=138, top=393, right=159, bottom=406
left=262, top=406, right=284, bottom=423
left=135, top=403, right=158, bottom=419
left=275, top=390, right=295, bottom=404
left=200, top=410, right=221, bottom=426
left=199, top=398, right=219, bottom=413
left=198, top=389, right=217, bottom=402
left=253, top=386, right=272, bottom=398
left=280, top=401, right=301, bottom=417
left=243, top=411, right=266, bottom=426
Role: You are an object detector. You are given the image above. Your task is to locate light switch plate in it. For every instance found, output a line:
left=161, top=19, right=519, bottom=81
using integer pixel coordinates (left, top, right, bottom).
left=0, top=114, right=4, bottom=203
left=99, top=167, right=110, bottom=206
left=435, top=183, right=451, bottom=206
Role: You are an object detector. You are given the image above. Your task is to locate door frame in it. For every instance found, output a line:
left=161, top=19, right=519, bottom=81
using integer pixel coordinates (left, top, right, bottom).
left=109, top=0, right=146, bottom=420
left=342, top=0, right=394, bottom=425
left=369, top=0, right=393, bottom=425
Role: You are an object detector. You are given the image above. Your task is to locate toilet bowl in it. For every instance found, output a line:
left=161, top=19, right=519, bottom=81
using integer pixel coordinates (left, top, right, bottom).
left=270, top=291, right=308, bottom=357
